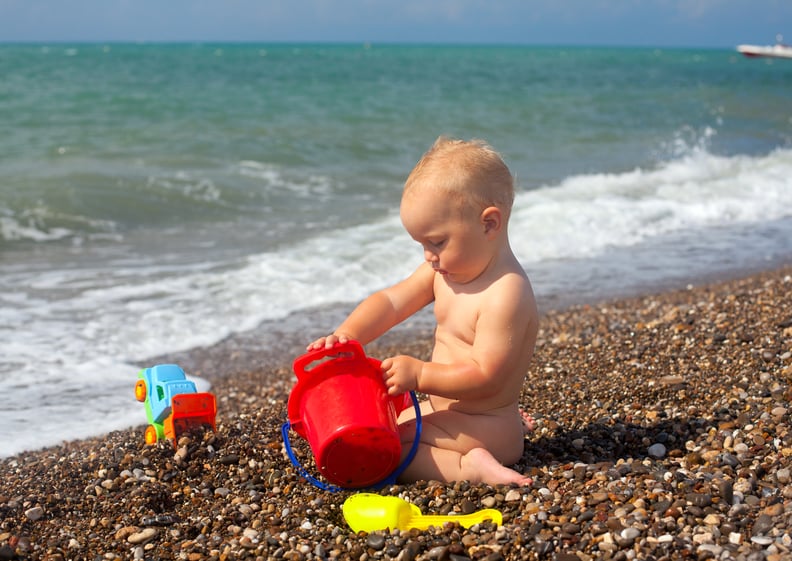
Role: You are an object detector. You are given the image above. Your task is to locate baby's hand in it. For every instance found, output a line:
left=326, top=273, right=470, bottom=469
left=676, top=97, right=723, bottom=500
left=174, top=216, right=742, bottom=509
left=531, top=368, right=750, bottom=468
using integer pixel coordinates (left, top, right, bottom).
left=306, top=333, right=350, bottom=351
left=380, top=355, right=421, bottom=396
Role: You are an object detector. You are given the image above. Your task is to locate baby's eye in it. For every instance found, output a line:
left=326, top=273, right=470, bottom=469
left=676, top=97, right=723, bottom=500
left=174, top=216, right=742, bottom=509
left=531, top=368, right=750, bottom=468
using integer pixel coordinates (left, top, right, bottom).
left=429, top=239, right=446, bottom=249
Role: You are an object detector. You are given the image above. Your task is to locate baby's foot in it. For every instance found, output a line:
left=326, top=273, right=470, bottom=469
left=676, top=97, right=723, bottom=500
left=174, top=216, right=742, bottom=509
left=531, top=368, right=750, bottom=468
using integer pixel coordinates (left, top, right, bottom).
left=463, top=448, right=533, bottom=486
left=520, top=408, right=536, bottom=434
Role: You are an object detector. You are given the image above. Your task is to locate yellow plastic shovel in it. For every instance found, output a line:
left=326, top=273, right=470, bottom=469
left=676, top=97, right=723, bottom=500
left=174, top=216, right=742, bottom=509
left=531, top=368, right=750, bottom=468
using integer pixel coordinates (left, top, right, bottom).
left=342, top=493, right=502, bottom=532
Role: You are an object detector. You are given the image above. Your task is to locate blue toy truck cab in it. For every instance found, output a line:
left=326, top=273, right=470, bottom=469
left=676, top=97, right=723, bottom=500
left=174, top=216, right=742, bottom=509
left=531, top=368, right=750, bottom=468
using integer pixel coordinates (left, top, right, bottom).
left=135, top=363, right=216, bottom=445
left=139, top=364, right=198, bottom=424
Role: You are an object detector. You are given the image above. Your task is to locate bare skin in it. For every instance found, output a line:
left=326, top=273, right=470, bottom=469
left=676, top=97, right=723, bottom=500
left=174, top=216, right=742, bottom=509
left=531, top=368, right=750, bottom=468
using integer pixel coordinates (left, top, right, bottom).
left=521, top=409, right=537, bottom=433
left=308, top=140, right=538, bottom=486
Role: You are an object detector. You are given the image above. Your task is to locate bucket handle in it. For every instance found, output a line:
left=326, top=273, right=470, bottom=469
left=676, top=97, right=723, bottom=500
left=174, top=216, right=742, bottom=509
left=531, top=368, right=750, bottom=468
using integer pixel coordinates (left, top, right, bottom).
left=293, top=340, right=367, bottom=379
left=281, top=391, right=422, bottom=492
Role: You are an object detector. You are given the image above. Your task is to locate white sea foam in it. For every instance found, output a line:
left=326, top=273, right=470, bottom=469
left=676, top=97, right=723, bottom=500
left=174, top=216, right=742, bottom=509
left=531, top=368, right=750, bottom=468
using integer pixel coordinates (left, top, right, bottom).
left=510, top=147, right=792, bottom=263
left=1, top=147, right=791, bottom=457
left=0, top=215, right=73, bottom=242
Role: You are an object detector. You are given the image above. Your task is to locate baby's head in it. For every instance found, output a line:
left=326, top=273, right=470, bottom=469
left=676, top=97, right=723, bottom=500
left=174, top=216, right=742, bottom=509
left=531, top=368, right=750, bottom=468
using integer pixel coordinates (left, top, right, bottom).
left=403, top=137, right=515, bottom=220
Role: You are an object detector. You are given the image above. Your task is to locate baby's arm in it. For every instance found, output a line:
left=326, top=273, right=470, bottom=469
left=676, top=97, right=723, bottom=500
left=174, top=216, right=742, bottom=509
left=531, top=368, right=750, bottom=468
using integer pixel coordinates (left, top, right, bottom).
left=307, top=263, right=435, bottom=350
left=382, top=275, right=536, bottom=398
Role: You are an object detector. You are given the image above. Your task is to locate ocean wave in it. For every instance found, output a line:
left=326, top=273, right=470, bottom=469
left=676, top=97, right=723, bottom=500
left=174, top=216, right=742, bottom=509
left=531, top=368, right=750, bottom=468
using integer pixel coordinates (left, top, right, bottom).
left=0, top=159, right=348, bottom=245
left=0, top=204, right=118, bottom=243
left=510, top=146, right=792, bottom=263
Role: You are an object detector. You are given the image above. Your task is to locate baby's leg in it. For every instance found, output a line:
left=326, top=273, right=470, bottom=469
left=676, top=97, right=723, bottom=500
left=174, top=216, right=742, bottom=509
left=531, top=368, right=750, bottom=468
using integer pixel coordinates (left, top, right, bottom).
left=397, top=406, right=531, bottom=486
left=398, top=443, right=532, bottom=486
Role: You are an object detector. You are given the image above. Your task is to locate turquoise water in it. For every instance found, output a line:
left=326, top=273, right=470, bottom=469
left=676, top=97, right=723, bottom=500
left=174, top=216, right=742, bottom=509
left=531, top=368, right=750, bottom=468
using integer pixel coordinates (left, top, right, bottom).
left=3, top=44, right=790, bottom=245
left=1, top=43, right=791, bottom=456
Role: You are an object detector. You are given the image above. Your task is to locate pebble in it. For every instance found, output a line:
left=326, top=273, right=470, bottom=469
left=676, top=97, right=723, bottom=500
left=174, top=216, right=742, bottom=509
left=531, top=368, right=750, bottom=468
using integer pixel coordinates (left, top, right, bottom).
left=366, top=533, right=386, bottom=550
left=751, top=536, right=773, bottom=546
left=771, top=406, right=787, bottom=418
left=718, top=480, right=734, bottom=504
left=504, top=489, right=521, bottom=502
left=24, top=507, right=44, bottom=521
left=647, top=443, right=666, bottom=459
left=127, top=528, right=158, bottom=544
left=620, top=528, right=641, bottom=541
left=752, top=514, right=775, bottom=536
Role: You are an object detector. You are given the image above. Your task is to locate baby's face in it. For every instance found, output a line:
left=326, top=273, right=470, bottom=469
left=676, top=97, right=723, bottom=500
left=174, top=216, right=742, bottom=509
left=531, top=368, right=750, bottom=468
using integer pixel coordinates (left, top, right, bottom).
left=400, top=186, right=493, bottom=285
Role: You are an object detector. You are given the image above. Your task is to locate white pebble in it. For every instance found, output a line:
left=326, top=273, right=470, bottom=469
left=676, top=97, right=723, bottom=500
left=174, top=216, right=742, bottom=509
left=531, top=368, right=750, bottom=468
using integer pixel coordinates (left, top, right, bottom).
left=482, top=495, right=498, bottom=507
left=621, top=527, right=640, bottom=540
left=504, top=489, right=522, bottom=502
left=657, top=534, right=673, bottom=543
left=132, top=468, right=149, bottom=482
left=127, top=527, right=158, bottom=544
left=751, top=536, right=773, bottom=545
left=25, top=506, right=44, bottom=521
left=703, top=514, right=721, bottom=526
left=692, top=532, right=713, bottom=545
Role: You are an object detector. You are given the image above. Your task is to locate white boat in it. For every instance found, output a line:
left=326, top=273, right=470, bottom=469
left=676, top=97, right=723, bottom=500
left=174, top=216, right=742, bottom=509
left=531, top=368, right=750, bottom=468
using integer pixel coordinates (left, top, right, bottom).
left=737, top=35, right=792, bottom=59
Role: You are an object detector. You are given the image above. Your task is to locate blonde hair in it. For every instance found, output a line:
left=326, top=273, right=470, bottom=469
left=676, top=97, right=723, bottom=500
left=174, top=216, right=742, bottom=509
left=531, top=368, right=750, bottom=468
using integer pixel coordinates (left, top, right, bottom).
left=404, top=136, right=515, bottom=218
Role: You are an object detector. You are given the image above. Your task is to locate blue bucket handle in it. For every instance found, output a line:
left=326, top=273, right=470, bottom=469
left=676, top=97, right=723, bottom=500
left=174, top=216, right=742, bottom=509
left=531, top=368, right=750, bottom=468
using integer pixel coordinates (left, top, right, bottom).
left=282, top=390, right=422, bottom=492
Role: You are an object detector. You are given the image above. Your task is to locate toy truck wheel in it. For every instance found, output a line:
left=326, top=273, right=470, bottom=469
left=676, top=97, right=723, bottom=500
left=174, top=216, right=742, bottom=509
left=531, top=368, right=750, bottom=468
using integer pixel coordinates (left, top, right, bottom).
left=144, top=425, right=158, bottom=445
left=135, top=380, right=147, bottom=402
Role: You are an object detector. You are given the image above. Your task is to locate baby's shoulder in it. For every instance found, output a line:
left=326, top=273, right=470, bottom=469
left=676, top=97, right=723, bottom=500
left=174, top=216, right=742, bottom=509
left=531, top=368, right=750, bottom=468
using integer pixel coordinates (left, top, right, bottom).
left=483, top=268, right=536, bottom=311
left=492, top=265, right=533, bottom=294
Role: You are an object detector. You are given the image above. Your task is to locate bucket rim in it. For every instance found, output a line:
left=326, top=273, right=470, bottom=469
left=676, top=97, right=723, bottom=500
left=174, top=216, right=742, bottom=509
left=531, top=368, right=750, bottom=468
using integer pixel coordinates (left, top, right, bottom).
left=287, top=354, right=383, bottom=427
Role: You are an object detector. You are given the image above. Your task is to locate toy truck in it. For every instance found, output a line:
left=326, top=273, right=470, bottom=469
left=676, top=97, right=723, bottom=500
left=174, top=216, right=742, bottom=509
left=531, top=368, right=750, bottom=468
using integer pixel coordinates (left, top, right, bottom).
left=134, top=364, right=217, bottom=446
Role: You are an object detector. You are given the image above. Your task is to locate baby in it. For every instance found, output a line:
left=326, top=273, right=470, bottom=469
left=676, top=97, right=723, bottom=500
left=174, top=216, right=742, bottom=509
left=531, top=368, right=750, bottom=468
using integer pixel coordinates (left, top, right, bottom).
left=308, top=137, right=538, bottom=486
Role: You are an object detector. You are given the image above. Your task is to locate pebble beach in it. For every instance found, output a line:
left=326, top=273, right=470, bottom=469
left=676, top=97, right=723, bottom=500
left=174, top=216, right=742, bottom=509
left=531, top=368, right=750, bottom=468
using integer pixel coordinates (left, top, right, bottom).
left=2, top=265, right=791, bottom=561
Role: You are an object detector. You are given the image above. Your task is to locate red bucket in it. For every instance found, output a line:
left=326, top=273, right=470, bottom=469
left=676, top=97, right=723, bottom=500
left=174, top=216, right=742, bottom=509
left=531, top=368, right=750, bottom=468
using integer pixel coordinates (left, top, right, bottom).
left=286, top=340, right=408, bottom=488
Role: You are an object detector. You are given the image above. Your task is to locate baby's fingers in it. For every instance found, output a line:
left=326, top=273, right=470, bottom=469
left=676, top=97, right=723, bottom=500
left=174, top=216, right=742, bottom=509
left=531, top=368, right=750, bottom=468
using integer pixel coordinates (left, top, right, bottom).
left=306, top=338, right=324, bottom=350
left=306, top=333, right=349, bottom=351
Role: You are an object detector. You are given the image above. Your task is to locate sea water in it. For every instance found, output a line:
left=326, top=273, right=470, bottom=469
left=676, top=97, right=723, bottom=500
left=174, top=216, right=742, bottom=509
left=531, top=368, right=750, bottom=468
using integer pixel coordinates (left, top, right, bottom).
left=1, top=43, right=791, bottom=457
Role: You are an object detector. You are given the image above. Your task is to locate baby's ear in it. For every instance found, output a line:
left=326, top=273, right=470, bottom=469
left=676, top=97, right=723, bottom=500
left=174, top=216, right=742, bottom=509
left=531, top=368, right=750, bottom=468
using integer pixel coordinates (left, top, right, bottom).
left=481, top=206, right=503, bottom=235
